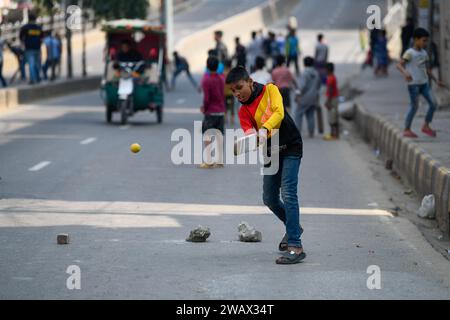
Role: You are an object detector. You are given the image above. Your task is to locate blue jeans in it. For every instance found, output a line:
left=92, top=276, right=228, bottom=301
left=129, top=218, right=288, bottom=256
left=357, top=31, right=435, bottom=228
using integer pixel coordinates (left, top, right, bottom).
left=406, top=83, right=436, bottom=129
left=263, top=156, right=303, bottom=248
left=25, top=50, right=42, bottom=84
left=295, top=104, right=316, bottom=136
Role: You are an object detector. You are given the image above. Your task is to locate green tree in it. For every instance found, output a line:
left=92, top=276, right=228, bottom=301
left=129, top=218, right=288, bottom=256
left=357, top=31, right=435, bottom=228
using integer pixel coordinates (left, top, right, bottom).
left=84, top=0, right=149, bottom=20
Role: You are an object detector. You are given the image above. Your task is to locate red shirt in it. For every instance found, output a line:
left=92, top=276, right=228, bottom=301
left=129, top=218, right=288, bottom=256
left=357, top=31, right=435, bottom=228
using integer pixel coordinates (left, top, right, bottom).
left=272, top=66, right=294, bottom=89
left=326, top=74, right=339, bottom=98
left=202, top=73, right=226, bottom=114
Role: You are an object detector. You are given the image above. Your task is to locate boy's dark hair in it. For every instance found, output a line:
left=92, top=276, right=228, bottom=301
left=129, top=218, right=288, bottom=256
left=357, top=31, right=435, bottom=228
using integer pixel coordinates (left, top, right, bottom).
left=326, top=62, right=334, bottom=73
left=28, top=14, right=37, bottom=22
left=207, top=56, right=219, bottom=72
left=275, top=54, right=285, bottom=67
left=304, top=56, right=314, bottom=67
left=173, top=51, right=178, bottom=57
left=413, top=27, right=430, bottom=39
left=318, top=33, right=324, bottom=41
left=235, top=37, right=240, bottom=43
left=214, top=30, right=223, bottom=37
left=254, top=56, right=266, bottom=70
left=225, top=66, right=250, bottom=84
left=251, top=31, right=257, bottom=39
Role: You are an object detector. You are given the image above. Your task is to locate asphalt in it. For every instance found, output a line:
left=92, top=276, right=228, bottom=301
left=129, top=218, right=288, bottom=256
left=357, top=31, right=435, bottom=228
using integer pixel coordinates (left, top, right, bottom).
left=0, top=0, right=449, bottom=299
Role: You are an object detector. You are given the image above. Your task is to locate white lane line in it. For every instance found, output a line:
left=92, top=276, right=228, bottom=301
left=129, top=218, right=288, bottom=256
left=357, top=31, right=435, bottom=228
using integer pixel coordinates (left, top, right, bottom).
left=80, top=137, right=97, bottom=145
left=176, top=98, right=186, bottom=104
left=120, top=125, right=130, bottom=130
left=29, top=161, right=51, bottom=172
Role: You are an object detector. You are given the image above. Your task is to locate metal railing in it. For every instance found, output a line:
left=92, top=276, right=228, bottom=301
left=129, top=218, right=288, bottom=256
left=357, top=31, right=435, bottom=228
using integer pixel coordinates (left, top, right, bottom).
left=0, top=11, right=96, bottom=43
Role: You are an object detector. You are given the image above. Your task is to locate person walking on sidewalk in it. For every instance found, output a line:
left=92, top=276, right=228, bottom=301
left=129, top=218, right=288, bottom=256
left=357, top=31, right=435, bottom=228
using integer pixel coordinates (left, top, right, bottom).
left=324, top=63, right=340, bottom=140
left=42, top=31, right=60, bottom=81
left=225, top=66, right=306, bottom=265
left=7, top=39, right=27, bottom=83
left=294, top=57, right=321, bottom=138
left=396, top=28, right=445, bottom=138
left=199, top=56, right=226, bottom=169
left=20, top=14, right=43, bottom=85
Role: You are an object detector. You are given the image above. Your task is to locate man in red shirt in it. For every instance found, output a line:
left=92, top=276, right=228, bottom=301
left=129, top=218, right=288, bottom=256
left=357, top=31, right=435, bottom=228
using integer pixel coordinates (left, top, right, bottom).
left=324, top=63, right=339, bottom=140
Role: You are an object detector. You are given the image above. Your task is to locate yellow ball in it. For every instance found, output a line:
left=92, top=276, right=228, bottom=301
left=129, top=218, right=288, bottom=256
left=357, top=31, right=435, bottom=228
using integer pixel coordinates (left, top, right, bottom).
left=130, top=143, right=141, bottom=153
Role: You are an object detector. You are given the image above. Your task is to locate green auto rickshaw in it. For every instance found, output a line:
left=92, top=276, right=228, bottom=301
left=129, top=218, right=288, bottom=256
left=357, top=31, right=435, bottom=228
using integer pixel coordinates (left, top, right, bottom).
left=101, top=19, right=166, bottom=124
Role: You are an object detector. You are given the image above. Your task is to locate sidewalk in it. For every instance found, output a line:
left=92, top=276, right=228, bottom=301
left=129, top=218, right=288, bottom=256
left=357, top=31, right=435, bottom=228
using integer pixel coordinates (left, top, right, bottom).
left=349, top=65, right=450, bottom=236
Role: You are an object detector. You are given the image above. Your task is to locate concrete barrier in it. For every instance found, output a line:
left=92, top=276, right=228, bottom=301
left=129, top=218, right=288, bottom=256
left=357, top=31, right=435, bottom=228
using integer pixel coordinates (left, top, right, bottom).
left=17, top=76, right=102, bottom=104
left=353, top=100, right=450, bottom=236
left=0, top=76, right=102, bottom=113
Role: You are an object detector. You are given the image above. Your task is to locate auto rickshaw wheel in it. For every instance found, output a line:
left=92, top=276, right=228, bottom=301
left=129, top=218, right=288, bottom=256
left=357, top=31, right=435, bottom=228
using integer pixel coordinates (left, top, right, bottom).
left=120, top=99, right=129, bottom=125
left=156, top=105, right=163, bottom=124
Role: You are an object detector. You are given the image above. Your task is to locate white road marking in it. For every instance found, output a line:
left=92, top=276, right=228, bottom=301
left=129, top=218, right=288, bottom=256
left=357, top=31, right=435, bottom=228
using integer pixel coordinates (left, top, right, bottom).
left=80, top=137, right=97, bottom=145
left=28, top=161, right=51, bottom=172
left=176, top=98, right=186, bottom=104
left=120, top=125, right=130, bottom=130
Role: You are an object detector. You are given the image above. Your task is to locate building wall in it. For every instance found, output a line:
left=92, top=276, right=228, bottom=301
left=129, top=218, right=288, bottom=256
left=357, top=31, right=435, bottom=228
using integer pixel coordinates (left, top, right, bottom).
left=439, top=0, right=450, bottom=88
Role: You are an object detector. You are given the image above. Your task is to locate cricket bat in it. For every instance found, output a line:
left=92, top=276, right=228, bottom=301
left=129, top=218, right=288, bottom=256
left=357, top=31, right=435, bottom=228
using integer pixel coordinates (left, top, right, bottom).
left=234, top=133, right=259, bottom=156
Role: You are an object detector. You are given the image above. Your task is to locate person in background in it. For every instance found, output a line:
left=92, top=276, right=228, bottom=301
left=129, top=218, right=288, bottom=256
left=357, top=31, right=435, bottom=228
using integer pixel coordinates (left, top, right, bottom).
left=0, top=31, right=8, bottom=88
left=401, top=18, right=415, bottom=56
left=7, top=38, right=27, bottom=83
left=20, top=14, right=43, bottom=85
left=250, top=56, right=272, bottom=85
left=324, top=63, right=340, bottom=140
left=214, top=30, right=228, bottom=63
left=269, top=32, right=280, bottom=68
left=359, top=25, right=368, bottom=52
left=42, top=31, right=60, bottom=81
left=271, top=55, right=299, bottom=113
left=171, top=51, right=199, bottom=91
left=295, top=57, right=321, bottom=138
left=233, top=37, right=247, bottom=68
left=285, top=28, right=300, bottom=76
left=374, top=29, right=389, bottom=77
left=247, top=31, right=264, bottom=72
left=200, top=56, right=226, bottom=169
left=314, top=33, right=329, bottom=85
left=223, top=59, right=236, bottom=125
left=396, top=28, right=445, bottom=138
left=54, top=33, right=62, bottom=78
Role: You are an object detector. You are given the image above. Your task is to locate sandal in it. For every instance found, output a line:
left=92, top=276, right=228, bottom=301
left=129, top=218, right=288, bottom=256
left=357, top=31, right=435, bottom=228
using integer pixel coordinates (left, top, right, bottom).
left=276, top=250, right=306, bottom=265
left=278, top=234, right=288, bottom=252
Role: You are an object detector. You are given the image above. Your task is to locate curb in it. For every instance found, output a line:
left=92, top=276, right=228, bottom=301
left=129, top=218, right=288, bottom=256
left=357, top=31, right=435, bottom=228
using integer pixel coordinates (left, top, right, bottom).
left=353, top=100, right=450, bottom=236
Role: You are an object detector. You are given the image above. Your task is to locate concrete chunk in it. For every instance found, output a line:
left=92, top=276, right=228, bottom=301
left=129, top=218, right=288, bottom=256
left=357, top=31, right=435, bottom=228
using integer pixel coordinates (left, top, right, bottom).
left=57, top=234, right=70, bottom=245
left=238, top=222, right=262, bottom=242
left=186, top=226, right=211, bottom=243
